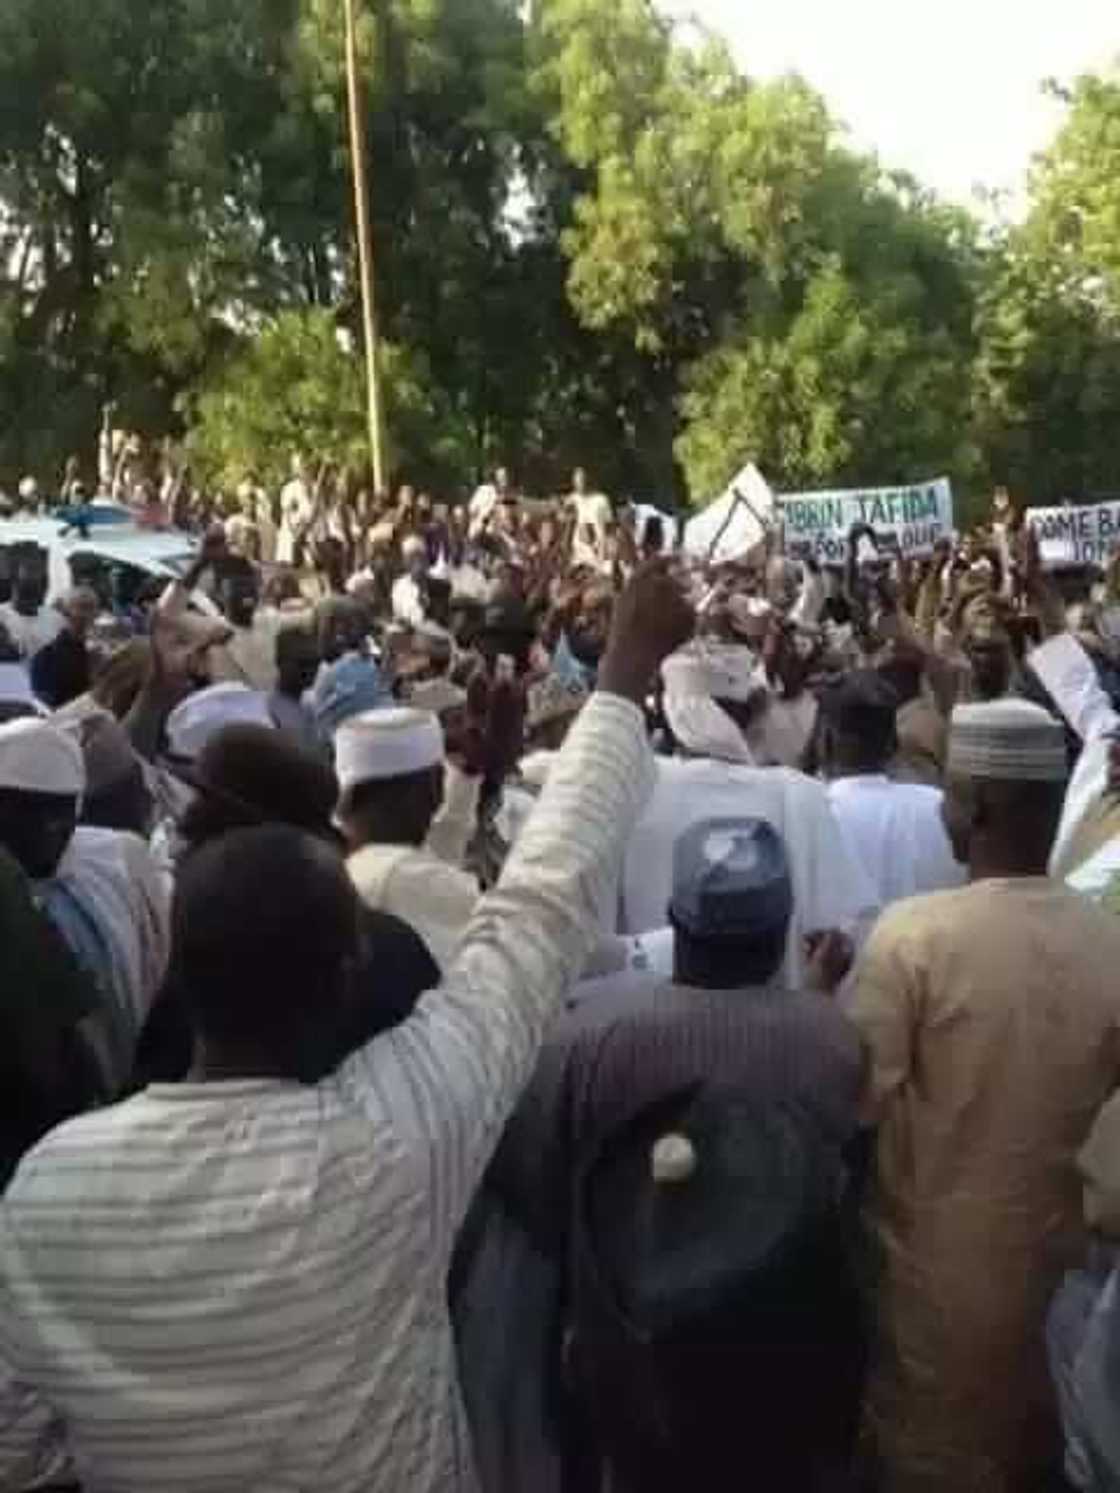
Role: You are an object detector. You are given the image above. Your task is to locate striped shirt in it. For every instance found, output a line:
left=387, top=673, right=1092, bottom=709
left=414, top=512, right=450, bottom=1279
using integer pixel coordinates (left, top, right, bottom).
left=0, top=692, right=654, bottom=1493
left=495, top=980, right=865, bottom=1247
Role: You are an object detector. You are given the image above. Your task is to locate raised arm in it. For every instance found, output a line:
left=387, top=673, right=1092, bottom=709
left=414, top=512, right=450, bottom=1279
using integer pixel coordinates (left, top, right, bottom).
left=1030, top=630, right=1120, bottom=874
left=1030, top=633, right=1119, bottom=748
left=337, top=562, right=694, bottom=1251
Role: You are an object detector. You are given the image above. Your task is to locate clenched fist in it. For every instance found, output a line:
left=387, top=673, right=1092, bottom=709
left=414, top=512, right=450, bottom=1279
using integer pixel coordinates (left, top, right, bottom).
left=598, top=559, right=695, bottom=706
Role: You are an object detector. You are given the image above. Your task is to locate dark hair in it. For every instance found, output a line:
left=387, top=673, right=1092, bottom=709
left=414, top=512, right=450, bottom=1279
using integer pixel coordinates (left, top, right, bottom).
left=82, top=761, right=151, bottom=837
left=341, top=765, right=443, bottom=849
left=172, top=825, right=359, bottom=1077
left=178, top=725, right=338, bottom=849
left=818, top=670, right=899, bottom=772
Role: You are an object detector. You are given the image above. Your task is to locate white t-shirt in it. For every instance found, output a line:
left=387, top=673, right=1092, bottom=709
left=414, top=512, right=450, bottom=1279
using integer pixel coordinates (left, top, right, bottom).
left=0, top=603, right=63, bottom=660
left=276, top=478, right=313, bottom=565
left=827, top=775, right=965, bottom=912
left=620, top=756, right=878, bottom=988
left=391, top=574, right=427, bottom=628
left=469, top=484, right=501, bottom=538
left=568, top=491, right=613, bottom=568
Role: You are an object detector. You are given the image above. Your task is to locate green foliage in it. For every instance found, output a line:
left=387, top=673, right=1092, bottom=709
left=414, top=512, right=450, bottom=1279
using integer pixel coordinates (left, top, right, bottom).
left=0, top=0, right=1116, bottom=511
left=1028, top=73, right=1120, bottom=316
left=678, top=260, right=975, bottom=498
left=963, top=70, right=1120, bottom=503
left=186, top=310, right=473, bottom=492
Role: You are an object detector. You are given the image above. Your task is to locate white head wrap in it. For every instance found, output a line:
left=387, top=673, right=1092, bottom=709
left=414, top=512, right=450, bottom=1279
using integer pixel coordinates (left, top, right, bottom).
left=660, top=643, right=761, bottom=766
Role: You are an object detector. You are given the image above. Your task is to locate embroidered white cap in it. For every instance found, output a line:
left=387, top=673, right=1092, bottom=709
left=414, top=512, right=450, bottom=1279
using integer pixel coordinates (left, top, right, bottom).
left=0, top=717, right=85, bottom=796
left=335, top=707, right=444, bottom=794
left=166, top=683, right=275, bottom=763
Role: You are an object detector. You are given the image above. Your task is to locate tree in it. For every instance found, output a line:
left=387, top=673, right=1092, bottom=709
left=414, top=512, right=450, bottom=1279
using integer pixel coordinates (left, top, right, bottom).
left=969, top=70, right=1120, bottom=502
left=532, top=0, right=980, bottom=503
left=0, top=0, right=317, bottom=476
left=1028, top=72, right=1120, bottom=317
left=185, top=309, right=472, bottom=494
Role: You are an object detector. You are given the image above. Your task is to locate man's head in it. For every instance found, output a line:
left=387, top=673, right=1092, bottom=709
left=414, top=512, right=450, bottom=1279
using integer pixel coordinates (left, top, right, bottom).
left=58, top=586, right=99, bottom=641
left=275, top=625, right=320, bottom=700
left=660, top=642, right=764, bottom=762
left=316, top=597, right=368, bottom=663
left=817, top=671, right=899, bottom=779
left=66, top=708, right=152, bottom=837
left=494, top=466, right=510, bottom=494
left=941, top=699, right=1068, bottom=876
left=178, top=724, right=339, bottom=851
left=216, top=557, right=259, bottom=630
left=172, top=825, right=362, bottom=1082
left=0, top=718, right=85, bottom=879
left=401, top=533, right=428, bottom=581
left=959, top=593, right=1014, bottom=701
left=669, top=818, right=793, bottom=990
left=11, top=560, right=45, bottom=615
left=335, top=707, right=445, bottom=850
left=572, top=466, right=588, bottom=495
left=567, top=583, right=614, bottom=669
left=478, top=596, right=535, bottom=674
left=641, top=514, right=665, bottom=560
left=874, top=643, right=925, bottom=708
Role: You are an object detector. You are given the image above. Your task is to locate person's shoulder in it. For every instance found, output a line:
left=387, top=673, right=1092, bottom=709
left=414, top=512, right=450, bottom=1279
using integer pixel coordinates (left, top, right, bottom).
left=5, top=1093, right=162, bottom=1209
left=887, top=779, right=944, bottom=809
left=781, top=987, right=867, bottom=1062
left=67, top=822, right=149, bottom=867
left=769, top=764, right=828, bottom=795
left=864, top=885, right=977, bottom=951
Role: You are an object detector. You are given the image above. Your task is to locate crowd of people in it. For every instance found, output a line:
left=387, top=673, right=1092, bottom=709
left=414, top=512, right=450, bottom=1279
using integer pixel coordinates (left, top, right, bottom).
left=2, top=455, right=1120, bottom=1493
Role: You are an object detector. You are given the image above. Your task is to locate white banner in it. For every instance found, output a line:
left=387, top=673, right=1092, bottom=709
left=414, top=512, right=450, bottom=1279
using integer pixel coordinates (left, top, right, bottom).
left=780, top=478, right=954, bottom=564
left=1027, top=503, right=1120, bottom=568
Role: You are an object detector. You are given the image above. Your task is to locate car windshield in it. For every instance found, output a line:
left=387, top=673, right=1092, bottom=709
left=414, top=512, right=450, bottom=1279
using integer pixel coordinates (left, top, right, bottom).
left=161, top=553, right=197, bottom=579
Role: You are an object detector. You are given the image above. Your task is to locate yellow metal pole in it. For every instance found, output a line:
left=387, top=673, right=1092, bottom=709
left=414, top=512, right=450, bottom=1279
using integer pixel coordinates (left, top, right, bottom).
left=343, top=0, right=386, bottom=493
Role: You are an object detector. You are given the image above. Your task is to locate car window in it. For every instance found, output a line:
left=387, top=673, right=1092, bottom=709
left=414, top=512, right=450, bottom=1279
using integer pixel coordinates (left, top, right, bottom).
left=0, top=542, right=50, bottom=606
left=67, top=553, right=160, bottom=611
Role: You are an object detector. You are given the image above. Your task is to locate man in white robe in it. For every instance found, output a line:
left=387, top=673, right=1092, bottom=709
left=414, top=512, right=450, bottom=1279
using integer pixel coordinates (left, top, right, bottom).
left=621, top=642, right=877, bottom=987
left=818, top=670, right=964, bottom=910
left=338, top=707, right=482, bottom=971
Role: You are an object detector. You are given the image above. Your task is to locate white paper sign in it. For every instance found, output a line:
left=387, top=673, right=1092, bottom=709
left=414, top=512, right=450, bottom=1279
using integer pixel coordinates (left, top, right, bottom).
left=780, top=478, right=954, bottom=564
left=1027, top=503, right=1120, bottom=568
left=683, top=464, right=776, bottom=564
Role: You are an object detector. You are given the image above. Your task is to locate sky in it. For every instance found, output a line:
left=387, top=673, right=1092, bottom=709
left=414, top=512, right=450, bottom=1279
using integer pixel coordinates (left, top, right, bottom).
left=667, top=0, right=1117, bottom=209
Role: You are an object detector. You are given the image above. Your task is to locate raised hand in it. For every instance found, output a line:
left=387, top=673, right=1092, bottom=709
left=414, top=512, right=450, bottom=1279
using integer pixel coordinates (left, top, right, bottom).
left=598, top=558, right=695, bottom=706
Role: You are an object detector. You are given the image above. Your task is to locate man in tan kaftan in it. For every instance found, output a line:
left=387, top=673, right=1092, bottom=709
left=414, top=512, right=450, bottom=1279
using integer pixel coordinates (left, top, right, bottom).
left=853, top=699, right=1120, bottom=1493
